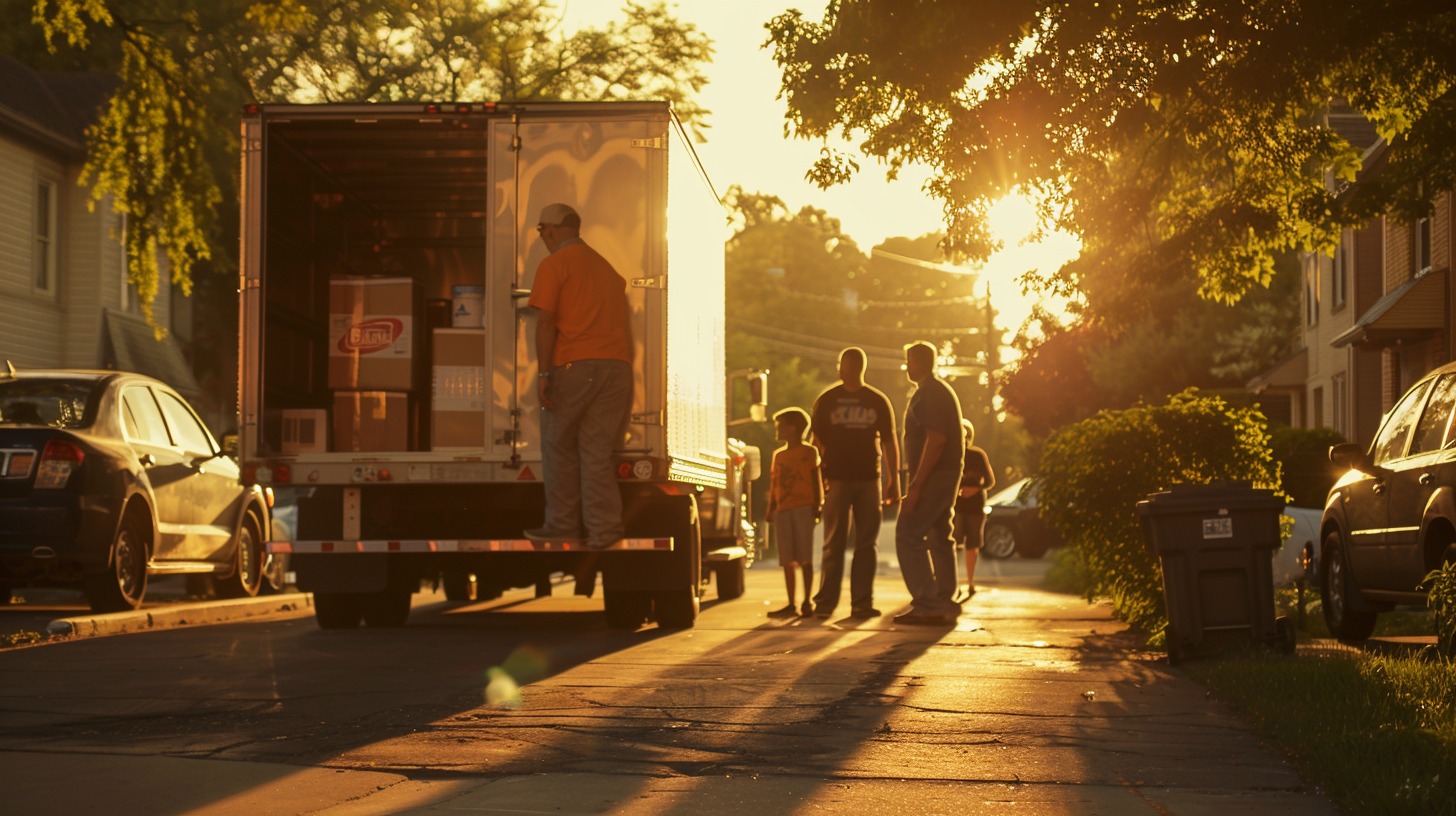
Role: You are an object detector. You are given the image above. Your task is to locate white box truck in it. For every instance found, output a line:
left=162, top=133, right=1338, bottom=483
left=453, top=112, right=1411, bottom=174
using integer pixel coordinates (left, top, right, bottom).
left=238, top=102, right=761, bottom=630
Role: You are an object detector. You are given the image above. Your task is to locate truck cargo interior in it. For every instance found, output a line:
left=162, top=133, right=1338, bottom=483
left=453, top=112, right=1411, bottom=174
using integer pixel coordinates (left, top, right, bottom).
left=261, top=118, right=490, bottom=455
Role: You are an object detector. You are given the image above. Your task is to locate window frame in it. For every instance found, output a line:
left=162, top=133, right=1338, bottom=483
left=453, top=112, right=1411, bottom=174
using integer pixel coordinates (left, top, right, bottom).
left=1371, top=380, right=1433, bottom=465
left=1415, top=216, right=1433, bottom=277
left=1331, top=232, right=1348, bottom=311
left=120, top=386, right=176, bottom=449
left=157, top=390, right=217, bottom=456
left=33, top=176, right=59, bottom=297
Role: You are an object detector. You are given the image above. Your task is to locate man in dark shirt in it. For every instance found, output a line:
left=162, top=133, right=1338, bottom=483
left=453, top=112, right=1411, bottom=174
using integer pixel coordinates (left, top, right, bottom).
left=895, top=341, right=965, bottom=625
left=809, top=347, right=900, bottom=618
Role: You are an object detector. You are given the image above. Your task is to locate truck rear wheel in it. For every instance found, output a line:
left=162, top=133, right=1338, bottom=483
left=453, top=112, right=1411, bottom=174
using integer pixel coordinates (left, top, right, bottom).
left=314, top=592, right=365, bottom=629
left=362, top=591, right=412, bottom=628
left=715, top=559, right=746, bottom=600
left=653, top=590, right=700, bottom=629
left=442, top=570, right=475, bottom=602
left=604, top=589, right=652, bottom=629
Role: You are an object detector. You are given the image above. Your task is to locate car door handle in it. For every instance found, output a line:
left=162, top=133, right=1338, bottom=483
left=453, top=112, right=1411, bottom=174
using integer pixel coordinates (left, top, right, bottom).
left=138, top=453, right=155, bottom=467
left=1372, top=482, right=1385, bottom=494
left=1420, top=473, right=1435, bottom=486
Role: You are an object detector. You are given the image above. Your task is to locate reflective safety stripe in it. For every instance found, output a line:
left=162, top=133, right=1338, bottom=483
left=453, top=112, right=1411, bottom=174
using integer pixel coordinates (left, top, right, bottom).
left=1350, top=526, right=1421, bottom=536
left=266, top=538, right=672, bottom=554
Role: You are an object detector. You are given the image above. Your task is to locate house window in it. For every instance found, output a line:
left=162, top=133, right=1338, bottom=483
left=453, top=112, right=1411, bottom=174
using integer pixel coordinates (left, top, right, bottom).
left=1332, top=372, right=1348, bottom=438
left=34, top=179, right=58, bottom=294
left=1305, top=260, right=1320, bottom=327
left=1332, top=234, right=1348, bottom=309
left=1416, top=216, right=1432, bottom=276
left=118, top=213, right=138, bottom=312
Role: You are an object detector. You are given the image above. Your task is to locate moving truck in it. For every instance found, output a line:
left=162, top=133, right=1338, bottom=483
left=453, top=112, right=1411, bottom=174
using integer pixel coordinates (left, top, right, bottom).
left=238, top=102, right=761, bottom=630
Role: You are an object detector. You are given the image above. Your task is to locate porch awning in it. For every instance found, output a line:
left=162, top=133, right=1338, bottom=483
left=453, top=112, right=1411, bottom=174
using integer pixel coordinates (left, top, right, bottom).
left=101, top=309, right=202, bottom=401
left=1246, top=348, right=1308, bottom=393
left=1331, top=270, right=1447, bottom=349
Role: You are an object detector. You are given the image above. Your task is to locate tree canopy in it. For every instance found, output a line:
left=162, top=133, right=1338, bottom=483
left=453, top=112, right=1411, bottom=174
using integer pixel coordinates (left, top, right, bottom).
left=20, top=0, right=712, bottom=324
left=767, top=0, right=1456, bottom=305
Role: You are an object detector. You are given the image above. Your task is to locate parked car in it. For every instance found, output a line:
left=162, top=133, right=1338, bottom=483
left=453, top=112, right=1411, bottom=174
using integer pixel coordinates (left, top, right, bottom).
left=1273, top=506, right=1323, bottom=588
left=981, top=477, right=1064, bottom=560
left=1320, top=362, right=1456, bottom=639
left=0, top=369, right=277, bottom=612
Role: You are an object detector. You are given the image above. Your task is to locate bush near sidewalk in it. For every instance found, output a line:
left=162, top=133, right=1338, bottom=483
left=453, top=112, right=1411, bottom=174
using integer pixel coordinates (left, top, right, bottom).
left=1038, top=389, right=1282, bottom=642
left=1190, top=653, right=1456, bottom=816
left=1425, top=562, right=1456, bottom=656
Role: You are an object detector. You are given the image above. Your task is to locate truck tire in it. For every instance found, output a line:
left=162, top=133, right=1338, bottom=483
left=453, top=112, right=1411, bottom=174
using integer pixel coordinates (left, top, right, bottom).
left=314, top=592, right=366, bottom=629
left=362, top=591, right=412, bottom=628
left=604, top=589, right=652, bottom=629
left=715, top=559, right=746, bottom=600
left=442, top=570, right=475, bottom=602
left=653, top=590, right=700, bottom=629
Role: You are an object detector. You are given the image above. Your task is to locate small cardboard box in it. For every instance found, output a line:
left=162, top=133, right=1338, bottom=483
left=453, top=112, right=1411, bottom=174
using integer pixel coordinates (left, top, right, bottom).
left=328, top=276, right=419, bottom=391
left=432, top=328, right=487, bottom=450
left=333, top=392, right=409, bottom=452
left=281, top=409, right=329, bottom=454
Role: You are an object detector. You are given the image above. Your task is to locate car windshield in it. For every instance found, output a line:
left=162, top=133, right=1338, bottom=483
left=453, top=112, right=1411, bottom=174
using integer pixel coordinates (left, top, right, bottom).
left=988, top=478, right=1032, bottom=506
left=0, top=379, right=98, bottom=429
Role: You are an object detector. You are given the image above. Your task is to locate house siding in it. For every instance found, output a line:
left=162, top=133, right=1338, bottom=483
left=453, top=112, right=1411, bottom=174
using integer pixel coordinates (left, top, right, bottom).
left=0, top=130, right=66, bottom=368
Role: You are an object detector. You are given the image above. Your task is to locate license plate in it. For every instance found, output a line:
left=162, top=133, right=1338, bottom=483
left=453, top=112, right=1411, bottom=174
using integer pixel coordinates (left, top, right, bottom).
left=1202, top=517, right=1233, bottom=539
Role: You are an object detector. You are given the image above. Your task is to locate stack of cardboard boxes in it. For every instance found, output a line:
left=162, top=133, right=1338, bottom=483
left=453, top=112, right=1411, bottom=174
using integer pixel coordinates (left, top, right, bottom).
left=328, top=276, right=419, bottom=452
left=277, top=275, right=489, bottom=454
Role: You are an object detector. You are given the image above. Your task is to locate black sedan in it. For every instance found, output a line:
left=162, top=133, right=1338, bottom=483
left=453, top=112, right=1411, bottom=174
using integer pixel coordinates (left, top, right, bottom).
left=981, top=477, right=1065, bottom=560
left=0, top=370, right=275, bottom=612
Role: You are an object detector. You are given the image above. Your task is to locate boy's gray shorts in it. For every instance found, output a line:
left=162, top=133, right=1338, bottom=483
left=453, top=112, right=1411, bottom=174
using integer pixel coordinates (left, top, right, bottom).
left=776, top=504, right=815, bottom=566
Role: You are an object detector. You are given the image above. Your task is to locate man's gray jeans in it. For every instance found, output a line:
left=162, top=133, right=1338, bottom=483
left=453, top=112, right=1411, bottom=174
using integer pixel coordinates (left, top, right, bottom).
left=895, top=469, right=961, bottom=616
left=540, top=359, right=632, bottom=547
left=813, top=479, right=882, bottom=613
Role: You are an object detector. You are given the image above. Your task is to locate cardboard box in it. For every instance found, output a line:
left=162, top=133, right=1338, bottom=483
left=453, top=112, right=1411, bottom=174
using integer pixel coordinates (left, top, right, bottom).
left=432, top=328, right=487, bottom=450
left=333, top=392, right=409, bottom=452
left=281, top=409, right=329, bottom=453
left=328, top=276, right=419, bottom=391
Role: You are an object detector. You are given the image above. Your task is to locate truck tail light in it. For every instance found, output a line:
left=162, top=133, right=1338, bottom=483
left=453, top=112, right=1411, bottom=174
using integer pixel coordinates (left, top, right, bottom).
left=424, top=104, right=440, bottom=114
left=35, top=439, right=84, bottom=489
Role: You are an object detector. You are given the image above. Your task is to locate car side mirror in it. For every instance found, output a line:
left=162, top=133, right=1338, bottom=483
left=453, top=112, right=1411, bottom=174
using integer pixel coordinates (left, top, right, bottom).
left=1330, top=442, right=1387, bottom=477
left=222, top=434, right=240, bottom=458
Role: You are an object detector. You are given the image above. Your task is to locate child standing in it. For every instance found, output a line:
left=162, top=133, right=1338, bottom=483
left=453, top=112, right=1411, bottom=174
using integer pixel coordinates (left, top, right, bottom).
left=766, top=407, right=822, bottom=617
left=953, top=418, right=995, bottom=601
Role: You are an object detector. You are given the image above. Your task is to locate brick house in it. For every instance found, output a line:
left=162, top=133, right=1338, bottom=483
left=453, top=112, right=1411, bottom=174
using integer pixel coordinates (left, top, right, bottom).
left=0, top=54, right=201, bottom=404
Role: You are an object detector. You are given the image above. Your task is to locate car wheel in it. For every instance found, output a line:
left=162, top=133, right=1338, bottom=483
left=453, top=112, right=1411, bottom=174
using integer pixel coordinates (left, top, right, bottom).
left=1321, top=532, right=1377, bottom=641
left=85, top=516, right=149, bottom=613
left=983, top=524, right=1017, bottom=560
left=314, top=592, right=365, bottom=630
left=218, top=513, right=265, bottom=599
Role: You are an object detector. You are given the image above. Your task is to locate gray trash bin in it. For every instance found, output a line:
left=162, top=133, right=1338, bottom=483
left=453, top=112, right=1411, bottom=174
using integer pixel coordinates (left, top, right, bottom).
left=1136, top=483, right=1295, bottom=663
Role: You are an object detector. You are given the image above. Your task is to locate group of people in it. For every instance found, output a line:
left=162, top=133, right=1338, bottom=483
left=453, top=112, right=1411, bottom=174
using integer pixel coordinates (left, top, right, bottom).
left=766, top=345, right=994, bottom=626
left=522, top=201, right=994, bottom=627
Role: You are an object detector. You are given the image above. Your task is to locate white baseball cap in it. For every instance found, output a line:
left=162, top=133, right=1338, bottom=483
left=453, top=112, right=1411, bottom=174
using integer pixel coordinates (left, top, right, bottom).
left=537, top=203, right=579, bottom=227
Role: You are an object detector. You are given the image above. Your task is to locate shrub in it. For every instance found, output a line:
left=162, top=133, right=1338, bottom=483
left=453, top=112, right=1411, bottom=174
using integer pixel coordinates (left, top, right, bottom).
left=1425, top=562, right=1456, bottom=656
left=1038, top=389, right=1282, bottom=640
left=1268, top=425, right=1345, bottom=508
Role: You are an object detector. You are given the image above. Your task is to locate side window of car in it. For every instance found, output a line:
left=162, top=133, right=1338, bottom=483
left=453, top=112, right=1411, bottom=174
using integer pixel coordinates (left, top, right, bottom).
left=1372, top=381, right=1431, bottom=465
left=121, top=388, right=173, bottom=447
left=1410, top=375, right=1456, bottom=455
left=158, top=393, right=215, bottom=455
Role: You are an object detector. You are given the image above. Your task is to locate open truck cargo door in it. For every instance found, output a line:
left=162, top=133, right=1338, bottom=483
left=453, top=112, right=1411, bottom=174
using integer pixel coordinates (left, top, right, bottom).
left=492, top=114, right=664, bottom=467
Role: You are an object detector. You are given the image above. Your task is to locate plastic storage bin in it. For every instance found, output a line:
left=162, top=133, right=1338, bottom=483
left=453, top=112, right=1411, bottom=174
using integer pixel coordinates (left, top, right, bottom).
left=1136, top=482, right=1295, bottom=663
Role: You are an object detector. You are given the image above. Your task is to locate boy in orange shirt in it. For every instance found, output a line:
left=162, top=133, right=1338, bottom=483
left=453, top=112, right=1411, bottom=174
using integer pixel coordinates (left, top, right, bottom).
left=766, top=408, right=822, bottom=617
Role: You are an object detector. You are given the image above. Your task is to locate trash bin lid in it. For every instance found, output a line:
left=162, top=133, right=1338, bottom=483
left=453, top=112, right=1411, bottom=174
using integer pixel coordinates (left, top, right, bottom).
left=1135, top=482, right=1284, bottom=517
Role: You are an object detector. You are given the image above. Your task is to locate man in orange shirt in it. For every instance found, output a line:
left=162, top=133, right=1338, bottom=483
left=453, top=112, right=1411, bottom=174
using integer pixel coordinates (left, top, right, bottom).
left=525, top=203, right=634, bottom=550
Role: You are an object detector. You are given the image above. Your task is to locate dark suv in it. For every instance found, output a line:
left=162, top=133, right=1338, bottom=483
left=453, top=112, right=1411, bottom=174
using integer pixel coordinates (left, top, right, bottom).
left=1321, top=364, right=1456, bottom=639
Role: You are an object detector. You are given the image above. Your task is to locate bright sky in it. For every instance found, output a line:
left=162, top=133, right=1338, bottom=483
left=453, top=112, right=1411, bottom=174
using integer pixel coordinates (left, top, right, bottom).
left=564, top=0, right=1081, bottom=339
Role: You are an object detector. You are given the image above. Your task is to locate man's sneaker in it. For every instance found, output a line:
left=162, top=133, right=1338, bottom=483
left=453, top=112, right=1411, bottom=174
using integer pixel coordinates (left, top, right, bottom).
left=524, top=528, right=583, bottom=543
left=849, top=607, right=881, bottom=619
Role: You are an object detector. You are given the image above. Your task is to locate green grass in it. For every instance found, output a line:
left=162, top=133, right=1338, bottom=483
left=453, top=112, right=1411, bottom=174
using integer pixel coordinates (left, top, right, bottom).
left=1186, top=652, right=1456, bottom=815
left=1275, top=584, right=1435, bottom=640
left=1042, top=546, right=1095, bottom=595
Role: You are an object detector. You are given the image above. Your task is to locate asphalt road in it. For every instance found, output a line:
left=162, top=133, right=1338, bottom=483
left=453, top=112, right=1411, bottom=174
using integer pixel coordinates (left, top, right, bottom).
left=0, top=553, right=1339, bottom=815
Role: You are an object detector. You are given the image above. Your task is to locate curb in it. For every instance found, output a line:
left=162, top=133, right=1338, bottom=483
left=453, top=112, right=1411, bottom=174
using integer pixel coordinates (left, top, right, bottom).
left=47, top=593, right=314, bottom=638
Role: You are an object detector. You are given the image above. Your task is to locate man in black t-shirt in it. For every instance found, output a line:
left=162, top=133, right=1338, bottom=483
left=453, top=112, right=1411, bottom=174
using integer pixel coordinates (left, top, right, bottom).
left=809, top=348, right=901, bottom=618
left=895, top=341, right=965, bottom=626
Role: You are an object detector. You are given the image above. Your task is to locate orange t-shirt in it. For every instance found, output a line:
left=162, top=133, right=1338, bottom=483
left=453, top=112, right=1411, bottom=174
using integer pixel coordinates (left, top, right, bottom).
left=528, top=242, right=632, bottom=366
left=771, top=444, right=820, bottom=512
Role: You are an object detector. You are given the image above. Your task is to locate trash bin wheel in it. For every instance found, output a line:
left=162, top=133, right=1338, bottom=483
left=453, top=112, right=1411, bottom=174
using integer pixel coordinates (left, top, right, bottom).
left=1274, top=615, right=1297, bottom=655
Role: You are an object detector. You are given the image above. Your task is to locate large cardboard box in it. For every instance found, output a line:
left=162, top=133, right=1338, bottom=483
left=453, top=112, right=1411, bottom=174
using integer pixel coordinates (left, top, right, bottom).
left=328, top=277, right=419, bottom=391
left=334, top=392, right=409, bottom=452
left=432, top=329, right=487, bottom=450
left=281, top=409, right=329, bottom=453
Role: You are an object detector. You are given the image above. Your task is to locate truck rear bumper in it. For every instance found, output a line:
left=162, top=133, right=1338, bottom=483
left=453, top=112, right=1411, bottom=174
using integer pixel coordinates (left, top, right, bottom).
left=268, top=538, right=673, bottom=554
